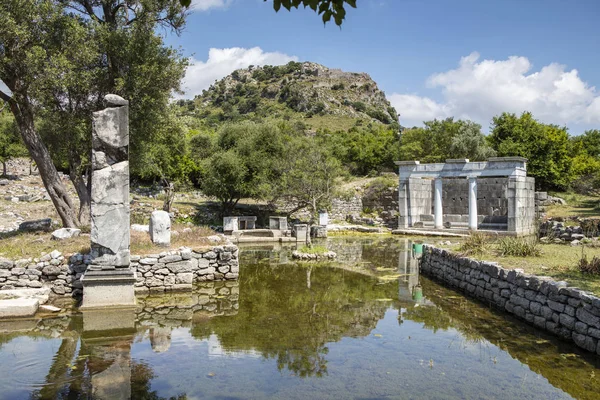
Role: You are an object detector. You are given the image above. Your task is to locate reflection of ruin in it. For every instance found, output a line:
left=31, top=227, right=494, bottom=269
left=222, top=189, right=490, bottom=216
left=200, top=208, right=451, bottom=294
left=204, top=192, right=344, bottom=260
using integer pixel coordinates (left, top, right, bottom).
left=3, top=241, right=599, bottom=400
left=0, top=281, right=240, bottom=399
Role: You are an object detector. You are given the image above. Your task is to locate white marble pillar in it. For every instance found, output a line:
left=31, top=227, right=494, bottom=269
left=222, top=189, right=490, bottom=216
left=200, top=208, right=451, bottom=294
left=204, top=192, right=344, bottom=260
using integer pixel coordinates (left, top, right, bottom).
left=468, top=177, right=478, bottom=230
left=434, top=178, right=443, bottom=229
left=398, top=179, right=409, bottom=228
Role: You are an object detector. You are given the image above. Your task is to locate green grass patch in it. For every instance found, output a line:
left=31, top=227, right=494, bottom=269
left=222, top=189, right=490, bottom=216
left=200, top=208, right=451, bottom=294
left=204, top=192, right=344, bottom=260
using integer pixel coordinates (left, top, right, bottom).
left=458, top=232, right=492, bottom=256
left=496, top=237, right=541, bottom=257
left=545, top=191, right=600, bottom=219
left=460, top=242, right=600, bottom=296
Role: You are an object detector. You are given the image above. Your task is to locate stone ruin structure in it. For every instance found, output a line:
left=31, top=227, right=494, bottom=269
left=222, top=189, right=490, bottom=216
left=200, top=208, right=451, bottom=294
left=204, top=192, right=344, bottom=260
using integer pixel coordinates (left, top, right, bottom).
left=395, top=157, right=535, bottom=235
left=82, top=94, right=135, bottom=308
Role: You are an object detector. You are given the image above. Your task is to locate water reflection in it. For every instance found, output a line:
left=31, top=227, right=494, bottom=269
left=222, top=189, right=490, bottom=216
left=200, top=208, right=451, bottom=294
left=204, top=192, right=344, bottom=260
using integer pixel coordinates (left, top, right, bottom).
left=0, top=238, right=599, bottom=399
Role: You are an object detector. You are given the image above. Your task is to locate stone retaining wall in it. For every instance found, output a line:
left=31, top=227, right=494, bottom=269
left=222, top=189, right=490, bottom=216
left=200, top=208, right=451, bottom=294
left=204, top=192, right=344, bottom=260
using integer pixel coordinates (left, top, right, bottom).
left=421, top=245, right=600, bottom=355
left=330, top=197, right=363, bottom=221
left=0, top=245, right=239, bottom=297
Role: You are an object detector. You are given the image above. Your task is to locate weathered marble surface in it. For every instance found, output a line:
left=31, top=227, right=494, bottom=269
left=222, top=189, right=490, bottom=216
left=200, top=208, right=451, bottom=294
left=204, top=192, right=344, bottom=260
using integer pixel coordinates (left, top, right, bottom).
left=89, top=95, right=130, bottom=269
left=150, top=211, right=171, bottom=247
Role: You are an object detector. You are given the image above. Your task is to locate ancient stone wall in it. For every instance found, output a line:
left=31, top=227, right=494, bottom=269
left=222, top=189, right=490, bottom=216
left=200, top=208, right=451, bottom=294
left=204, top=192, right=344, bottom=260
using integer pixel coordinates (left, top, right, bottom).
left=421, top=245, right=600, bottom=355
left=330, top=197, right=363, bottom=221
left=441, top=177, right=509, bottom=217
left=0, top=245, right=239, bottom=297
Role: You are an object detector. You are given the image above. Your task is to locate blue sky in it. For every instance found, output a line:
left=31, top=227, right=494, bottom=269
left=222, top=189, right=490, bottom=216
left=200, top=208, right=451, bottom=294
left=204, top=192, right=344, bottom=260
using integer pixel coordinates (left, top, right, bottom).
left=167, top=0, right=600, bottom=133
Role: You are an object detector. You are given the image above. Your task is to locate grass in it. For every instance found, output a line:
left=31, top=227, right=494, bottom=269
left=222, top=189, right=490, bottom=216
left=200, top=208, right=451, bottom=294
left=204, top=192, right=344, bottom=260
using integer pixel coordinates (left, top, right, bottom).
left=545, top=191, right=600, bottom=219
left=496, top=237, right=541, bottom=257
left=0, top=224, right=215, bottom=259
left=458, top=232, right=492, bottom=256
left=455, top=241, right=600, bottom=296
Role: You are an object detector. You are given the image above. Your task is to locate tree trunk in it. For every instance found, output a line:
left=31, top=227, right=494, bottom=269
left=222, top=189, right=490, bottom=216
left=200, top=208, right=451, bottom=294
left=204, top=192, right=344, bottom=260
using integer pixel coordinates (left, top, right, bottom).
left=162, top=178, right=175, bottom=213
left=68, top=148, right=91, bottom=227
left=69, top=166, right=91, bottom=227
left=10, top=101, right=79, bottom=228
left=2, top=161, right=6, bottom=177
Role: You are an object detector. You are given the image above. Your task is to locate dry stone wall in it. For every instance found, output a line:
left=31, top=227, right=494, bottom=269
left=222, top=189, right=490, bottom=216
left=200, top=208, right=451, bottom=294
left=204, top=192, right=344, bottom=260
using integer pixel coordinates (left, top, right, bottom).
left=421, top=245, right=600, bottom=355
left=0, top=245, right=238, bottom=297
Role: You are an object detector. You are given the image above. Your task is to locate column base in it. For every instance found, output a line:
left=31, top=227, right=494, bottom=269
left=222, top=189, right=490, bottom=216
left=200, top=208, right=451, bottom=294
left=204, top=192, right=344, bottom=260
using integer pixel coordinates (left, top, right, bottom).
left=81, top=269, right=136, bottom=309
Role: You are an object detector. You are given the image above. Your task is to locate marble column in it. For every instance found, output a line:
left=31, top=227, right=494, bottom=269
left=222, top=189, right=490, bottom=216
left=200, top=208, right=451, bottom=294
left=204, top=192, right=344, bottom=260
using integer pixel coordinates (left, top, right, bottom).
left=434, top=178, right=443, bottom=229
left=468, top=177, right=478, bottom=230
left=398, top=179, right=409, bottom=228
left=82, top=95, right=135, bottom=308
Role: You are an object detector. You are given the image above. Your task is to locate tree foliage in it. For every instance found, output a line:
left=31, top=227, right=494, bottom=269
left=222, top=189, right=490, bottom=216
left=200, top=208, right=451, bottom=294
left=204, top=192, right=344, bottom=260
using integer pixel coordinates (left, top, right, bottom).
left=1, top=0, right=188, bottom=226
left=489, top=112, right=572, bottom=190
left=196, top=121, right=343, bottom=217
left=322, top=124, right=399, bottom=175
left=178, top=0, right=356, bottom=25
left=0, top=108, right=27, bottom=176
left=398, top=118, right=495, bottom=163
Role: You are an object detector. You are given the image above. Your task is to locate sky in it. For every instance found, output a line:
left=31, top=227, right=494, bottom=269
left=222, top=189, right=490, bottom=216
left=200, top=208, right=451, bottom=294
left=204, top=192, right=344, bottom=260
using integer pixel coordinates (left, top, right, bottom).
left=163, top=0, right=600, bottom=134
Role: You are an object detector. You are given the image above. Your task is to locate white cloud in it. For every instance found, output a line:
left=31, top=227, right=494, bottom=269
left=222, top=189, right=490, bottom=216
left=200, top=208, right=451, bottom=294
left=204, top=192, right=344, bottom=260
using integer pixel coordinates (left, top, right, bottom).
left=389, top=52, right=600, bottom=130
left=191, top=0, right=233, bottom=12
left=179, top=47, right=298, bottom=98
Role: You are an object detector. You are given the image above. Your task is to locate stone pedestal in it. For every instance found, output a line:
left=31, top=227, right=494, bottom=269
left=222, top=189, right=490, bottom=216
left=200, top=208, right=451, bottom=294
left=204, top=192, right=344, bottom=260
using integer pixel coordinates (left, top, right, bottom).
left=81, top=270, right=136, bottom=308
left=269, top=216, right=288, bottom=231
left=294, top=224, right=308, bottom=242
left=82, top=94, right=135, bottom=308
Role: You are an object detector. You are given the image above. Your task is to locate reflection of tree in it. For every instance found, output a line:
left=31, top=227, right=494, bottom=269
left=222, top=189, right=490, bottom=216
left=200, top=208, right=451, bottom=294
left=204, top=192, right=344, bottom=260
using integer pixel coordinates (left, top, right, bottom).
left=131, top=362, right=187, bottom=400
left=191, top=262, right=397, bottom=377
left=25, top=314, right=187, bottom=400
left=416, top=276, right=600, bottom=400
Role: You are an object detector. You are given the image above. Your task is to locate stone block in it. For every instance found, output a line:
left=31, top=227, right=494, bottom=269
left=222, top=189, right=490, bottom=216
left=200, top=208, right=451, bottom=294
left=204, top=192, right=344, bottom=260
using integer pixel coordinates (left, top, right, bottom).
left=0, top=298, right=39, bottom=318
left=167, top=261, right=193, bottom=274
left=150, top=211, right=171, bottom=247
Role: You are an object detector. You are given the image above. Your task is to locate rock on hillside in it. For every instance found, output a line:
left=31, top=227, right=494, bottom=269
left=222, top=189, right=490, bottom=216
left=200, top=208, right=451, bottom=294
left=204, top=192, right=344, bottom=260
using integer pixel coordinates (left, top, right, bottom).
left=181, top=61, right=399, bottom=131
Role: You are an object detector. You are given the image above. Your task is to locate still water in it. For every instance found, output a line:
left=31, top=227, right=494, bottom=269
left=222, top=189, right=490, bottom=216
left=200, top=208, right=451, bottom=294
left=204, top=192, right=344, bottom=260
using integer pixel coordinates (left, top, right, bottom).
left=1, top=237, right=599, bottom=400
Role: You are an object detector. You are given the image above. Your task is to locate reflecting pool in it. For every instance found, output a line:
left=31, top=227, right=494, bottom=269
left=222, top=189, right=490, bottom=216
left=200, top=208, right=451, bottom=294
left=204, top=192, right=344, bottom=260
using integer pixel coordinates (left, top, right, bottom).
left=1, top=237, right=599, bottom=399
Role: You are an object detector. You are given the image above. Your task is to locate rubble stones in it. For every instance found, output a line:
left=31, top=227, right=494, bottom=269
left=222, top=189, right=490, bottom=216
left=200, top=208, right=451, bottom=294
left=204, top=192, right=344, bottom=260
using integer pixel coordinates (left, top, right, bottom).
left=0, top=245, right=238, bottom=298
left=18, top=218, right=52, bottom=232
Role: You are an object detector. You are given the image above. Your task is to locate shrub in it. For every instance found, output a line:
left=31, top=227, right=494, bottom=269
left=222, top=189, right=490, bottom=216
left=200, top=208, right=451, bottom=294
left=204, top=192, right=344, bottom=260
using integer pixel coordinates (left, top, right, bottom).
left=497, top=237, right=541, bottom=257
left=459, top=232, right=491, bottom=256
left=578, top=254, right=600, bottom=275
left=331, top=83, right=345, bottom=90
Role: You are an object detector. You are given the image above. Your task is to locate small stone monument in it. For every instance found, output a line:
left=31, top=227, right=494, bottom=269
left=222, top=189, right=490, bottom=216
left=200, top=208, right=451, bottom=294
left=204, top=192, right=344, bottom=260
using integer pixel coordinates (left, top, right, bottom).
left=294, top=224, right=308, bottom=242
left=150, top=210, right=171, bottom=246
left=81, top=94, right=136, bottom=308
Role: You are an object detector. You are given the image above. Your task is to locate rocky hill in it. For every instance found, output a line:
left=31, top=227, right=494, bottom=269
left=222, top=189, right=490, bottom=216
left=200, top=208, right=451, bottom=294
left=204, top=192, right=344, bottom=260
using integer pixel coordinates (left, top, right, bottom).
left=179, top=61, right=399, bottom=132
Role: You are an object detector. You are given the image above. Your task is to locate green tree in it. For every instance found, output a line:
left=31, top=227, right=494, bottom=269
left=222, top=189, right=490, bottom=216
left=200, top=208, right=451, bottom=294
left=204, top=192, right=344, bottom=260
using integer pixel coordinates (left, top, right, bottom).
left=569, top=130, right=600, bottom=194
left=198, top=121, right=289, bottom=213
left=1, top=0, right=84, bottom=227
left=489, top=112, right=572, bottom=190
left=398, top=118, right=494, bottom=163
left=1, top=0, right=187, bottom=226
left=449, top=120, right=496, bottom=160
left=323, top=124, right=399, bottom=175
left=178, top=0, right=357, bottom=25
left=276, top=136, right=343, bottom=220
left=0, top=107, right=27, bottom=176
